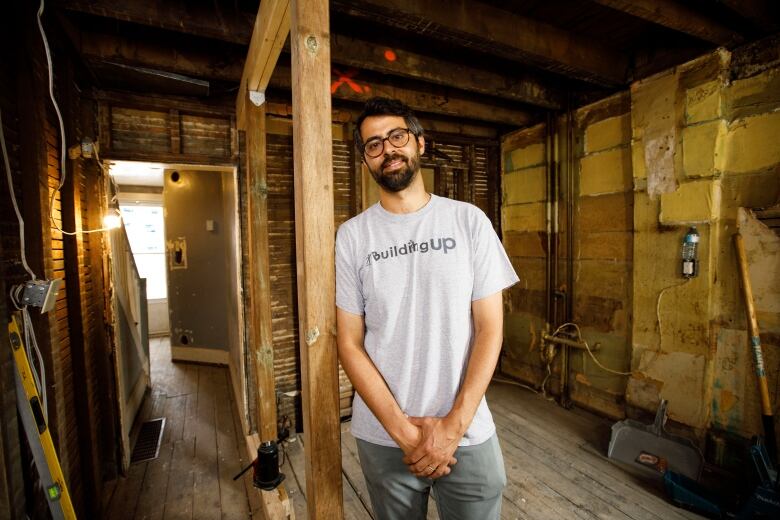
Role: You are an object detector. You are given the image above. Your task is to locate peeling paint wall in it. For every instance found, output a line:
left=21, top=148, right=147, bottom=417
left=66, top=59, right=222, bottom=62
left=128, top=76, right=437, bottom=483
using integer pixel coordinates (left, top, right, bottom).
left=502, top=45, right=780, bottom=450
left=571, top=94, right=634, bottom=417
left=628, top=49, right=780, bottom=451
left=501, top=124, right=549, bottom=386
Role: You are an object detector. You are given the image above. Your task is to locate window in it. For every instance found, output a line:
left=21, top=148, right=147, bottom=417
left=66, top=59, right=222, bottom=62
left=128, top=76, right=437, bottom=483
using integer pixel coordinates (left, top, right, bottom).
left=120, top=205, right=167, bottom=300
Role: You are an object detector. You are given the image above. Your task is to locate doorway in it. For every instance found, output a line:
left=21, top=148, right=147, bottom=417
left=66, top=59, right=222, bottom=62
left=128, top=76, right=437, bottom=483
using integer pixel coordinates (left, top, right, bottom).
left=108, top=160, right=248, bottom=429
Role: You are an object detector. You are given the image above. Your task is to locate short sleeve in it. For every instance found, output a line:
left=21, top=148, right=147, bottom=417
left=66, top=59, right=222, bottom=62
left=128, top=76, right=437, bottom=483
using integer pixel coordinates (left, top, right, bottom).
left=335, top=225, right=365, bottom=315
left=471, top=210, right=519, bottom=301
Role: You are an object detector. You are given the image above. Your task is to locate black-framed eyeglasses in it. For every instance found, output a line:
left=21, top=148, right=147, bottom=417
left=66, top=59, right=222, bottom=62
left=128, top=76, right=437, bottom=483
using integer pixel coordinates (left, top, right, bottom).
left=362, top=128, right=413, bottom=158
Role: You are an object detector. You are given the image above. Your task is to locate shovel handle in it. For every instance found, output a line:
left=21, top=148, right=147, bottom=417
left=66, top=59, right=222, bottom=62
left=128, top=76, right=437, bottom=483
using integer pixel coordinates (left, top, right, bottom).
left=734, top=233, right=777, bottom=464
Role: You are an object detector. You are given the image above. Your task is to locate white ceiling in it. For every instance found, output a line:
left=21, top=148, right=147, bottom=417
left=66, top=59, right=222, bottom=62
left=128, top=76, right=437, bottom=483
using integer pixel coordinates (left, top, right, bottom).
left=108, top=160, right=165, bottom=187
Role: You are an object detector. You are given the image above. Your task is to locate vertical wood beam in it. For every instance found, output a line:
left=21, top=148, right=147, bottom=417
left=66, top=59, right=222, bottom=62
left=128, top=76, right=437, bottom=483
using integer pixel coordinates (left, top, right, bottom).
left=61, top=59, right=100, bottom=518
left=81, top=98, right=119, bottom=480
left=290, top=0, right=343, bottom=517
left=245, top=100, right=278, bottom=442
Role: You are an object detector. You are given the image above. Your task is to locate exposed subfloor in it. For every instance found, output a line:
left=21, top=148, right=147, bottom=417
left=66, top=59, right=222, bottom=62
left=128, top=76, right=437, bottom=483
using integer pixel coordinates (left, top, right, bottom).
left=101, top=337, right=253, bottom=519
left=283, top=382, right=705, bottom=519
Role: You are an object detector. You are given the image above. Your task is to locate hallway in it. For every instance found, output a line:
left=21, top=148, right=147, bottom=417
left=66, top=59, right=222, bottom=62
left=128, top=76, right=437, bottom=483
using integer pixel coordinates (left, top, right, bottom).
left=101, top=337, right=252, bottom=519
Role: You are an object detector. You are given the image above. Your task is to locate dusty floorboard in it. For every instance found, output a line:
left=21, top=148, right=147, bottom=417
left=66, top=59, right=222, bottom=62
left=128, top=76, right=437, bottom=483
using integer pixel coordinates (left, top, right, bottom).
left=103, top=339, right=703, bottom=519
left=284, top=381, right=704, bottom=520
left=101, top=337, right=252, bottom=519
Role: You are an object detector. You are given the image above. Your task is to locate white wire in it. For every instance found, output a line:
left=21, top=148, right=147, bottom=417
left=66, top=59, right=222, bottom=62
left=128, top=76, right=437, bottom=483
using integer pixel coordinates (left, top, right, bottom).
left=36, top=0, right=68, bottom=230
left=1, top=109, right=37, bottom=279
left=656, top=278, right=691, bottom=347
left=553, top=322, right=633, bottom=377
left=37, top=0, right=115, bottom=236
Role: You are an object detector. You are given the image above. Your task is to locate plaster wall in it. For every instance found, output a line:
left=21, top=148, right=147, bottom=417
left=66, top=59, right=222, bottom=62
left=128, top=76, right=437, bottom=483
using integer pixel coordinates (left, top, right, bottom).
left=628, top=51, right=780, bottom=451
left=501, top=46, right=780, bottom=449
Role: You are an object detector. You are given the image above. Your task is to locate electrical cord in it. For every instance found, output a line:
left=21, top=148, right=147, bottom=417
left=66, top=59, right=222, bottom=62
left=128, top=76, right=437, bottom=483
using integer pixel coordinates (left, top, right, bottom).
left=656, top=278, right=691, bottom=351
left=37, top=0, right=117, bottom=235
left=553, top=322, right=633, bottom=377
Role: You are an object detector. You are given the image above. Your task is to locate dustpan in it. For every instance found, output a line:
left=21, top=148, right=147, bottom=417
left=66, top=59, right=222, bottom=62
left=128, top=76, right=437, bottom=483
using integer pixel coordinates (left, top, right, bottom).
left=608, top=400, right=703, bottom=481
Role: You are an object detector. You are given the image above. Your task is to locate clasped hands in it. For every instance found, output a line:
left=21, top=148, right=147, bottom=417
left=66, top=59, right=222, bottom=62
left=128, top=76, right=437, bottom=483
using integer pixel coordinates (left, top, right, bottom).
left=398, top=416, right=462, bottom=480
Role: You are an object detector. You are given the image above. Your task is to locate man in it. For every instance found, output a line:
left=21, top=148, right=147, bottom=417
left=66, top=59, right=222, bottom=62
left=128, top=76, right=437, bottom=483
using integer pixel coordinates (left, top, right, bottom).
left=335, top=97, right=518, bottom=519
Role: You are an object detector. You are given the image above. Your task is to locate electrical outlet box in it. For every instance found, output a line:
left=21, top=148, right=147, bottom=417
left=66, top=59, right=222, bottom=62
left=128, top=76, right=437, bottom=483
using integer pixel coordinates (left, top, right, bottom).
left=21, top=279, right=63, bottom=314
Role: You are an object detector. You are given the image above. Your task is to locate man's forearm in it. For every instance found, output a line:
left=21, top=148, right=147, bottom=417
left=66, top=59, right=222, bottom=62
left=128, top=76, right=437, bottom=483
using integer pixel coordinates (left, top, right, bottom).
left=447, top=323, right=503, bottom=435
left=339, top=342, right=417, bottom=448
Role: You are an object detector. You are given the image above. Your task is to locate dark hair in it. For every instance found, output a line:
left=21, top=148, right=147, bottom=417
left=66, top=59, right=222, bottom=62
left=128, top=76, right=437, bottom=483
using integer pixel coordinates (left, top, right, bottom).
left=353, top=97, right=424, bottom=154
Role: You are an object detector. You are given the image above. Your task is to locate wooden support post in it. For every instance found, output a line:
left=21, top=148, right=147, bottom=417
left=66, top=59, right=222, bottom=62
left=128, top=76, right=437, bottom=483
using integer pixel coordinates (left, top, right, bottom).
left=61, top=59, right=100, bottom=518
left=245, top=99, right=278, bottom=442
left=290, top=0, right=344, bottom=517
left=81, top=98, right=120, bottom=480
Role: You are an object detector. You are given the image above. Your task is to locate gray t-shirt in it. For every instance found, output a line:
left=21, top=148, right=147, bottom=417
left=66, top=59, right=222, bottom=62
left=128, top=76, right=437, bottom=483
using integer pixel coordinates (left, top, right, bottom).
left=335, top=194, right=519, bottom=447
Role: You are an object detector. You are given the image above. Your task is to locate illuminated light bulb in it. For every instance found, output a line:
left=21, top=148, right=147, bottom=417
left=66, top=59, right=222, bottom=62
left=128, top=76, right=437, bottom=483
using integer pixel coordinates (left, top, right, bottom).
left=384, top=49, right=397, bottom=62
left=102, top=213, right=122, bottom=230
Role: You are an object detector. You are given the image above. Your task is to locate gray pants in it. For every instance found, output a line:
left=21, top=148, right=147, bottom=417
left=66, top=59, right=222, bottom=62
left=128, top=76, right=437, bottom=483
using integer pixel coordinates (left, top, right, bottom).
left=355, top=433, right=506, bottom=520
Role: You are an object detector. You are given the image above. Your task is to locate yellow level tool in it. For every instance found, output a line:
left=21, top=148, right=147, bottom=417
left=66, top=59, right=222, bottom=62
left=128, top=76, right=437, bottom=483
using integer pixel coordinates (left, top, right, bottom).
left=8, top=314, right=77, bottom=520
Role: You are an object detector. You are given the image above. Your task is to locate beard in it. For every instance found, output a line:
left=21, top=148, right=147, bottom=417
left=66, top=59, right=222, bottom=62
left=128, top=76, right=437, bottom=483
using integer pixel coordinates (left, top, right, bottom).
left=367, top=150, right=420, bottom=193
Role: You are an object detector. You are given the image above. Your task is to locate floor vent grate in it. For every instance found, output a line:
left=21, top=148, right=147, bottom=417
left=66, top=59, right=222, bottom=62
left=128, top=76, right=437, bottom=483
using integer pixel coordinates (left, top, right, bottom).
left=130, top=418, right=166, bottom=464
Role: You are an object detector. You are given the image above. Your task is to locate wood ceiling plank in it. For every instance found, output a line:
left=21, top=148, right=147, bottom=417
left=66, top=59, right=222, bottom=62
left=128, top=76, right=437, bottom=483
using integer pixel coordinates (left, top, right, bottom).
left=61, top=0, right=253, bottom=44
left=79, top=31, right=536, bottom=126
left=329, top=34, right=565, bottom=109
left=592, top=0, right=743, bottom=46
left=79, top=29, right=561, bottom=114
left=331, top=0, right=629, bottom=86
left=271, top=65, right=534, bottom=126
left=78, top=32, right=245, bottom=82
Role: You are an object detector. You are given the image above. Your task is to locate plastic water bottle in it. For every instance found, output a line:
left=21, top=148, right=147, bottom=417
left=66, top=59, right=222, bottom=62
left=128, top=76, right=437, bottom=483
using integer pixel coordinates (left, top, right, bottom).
left=681, top=226, right=699, bottom=278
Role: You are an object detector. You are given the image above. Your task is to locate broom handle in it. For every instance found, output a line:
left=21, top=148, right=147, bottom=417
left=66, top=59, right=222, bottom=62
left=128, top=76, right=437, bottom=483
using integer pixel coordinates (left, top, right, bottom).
left=734, top=233, right=777, bottom=464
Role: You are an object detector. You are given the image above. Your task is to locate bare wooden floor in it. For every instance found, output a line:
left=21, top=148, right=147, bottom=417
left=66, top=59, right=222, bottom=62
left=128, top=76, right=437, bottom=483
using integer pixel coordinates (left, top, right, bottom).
left=283, top=381, right=705, bottom=520
left=101, top=337, right=253, bottom=519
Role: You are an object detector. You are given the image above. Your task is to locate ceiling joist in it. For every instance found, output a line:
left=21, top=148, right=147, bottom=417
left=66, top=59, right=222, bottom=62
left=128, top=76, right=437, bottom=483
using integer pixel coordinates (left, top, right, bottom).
left=331, top=0, right=629, bottom=87
left=61, top=0, right=253, bottom=44
left=272, top=65, right=534, bottom=127
left=77, top=30, right=536, bottom=126
left=329, top=34, right=566, bottom=109
left=592, top=0, right=743, bottom=46
left=78, top=31, right=244, bottom=82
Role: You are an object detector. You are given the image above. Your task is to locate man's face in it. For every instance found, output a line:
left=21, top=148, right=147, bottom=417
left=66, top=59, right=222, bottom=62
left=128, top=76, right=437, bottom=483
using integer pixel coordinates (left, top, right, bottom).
left=359, top=115, right=425, bottom=193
